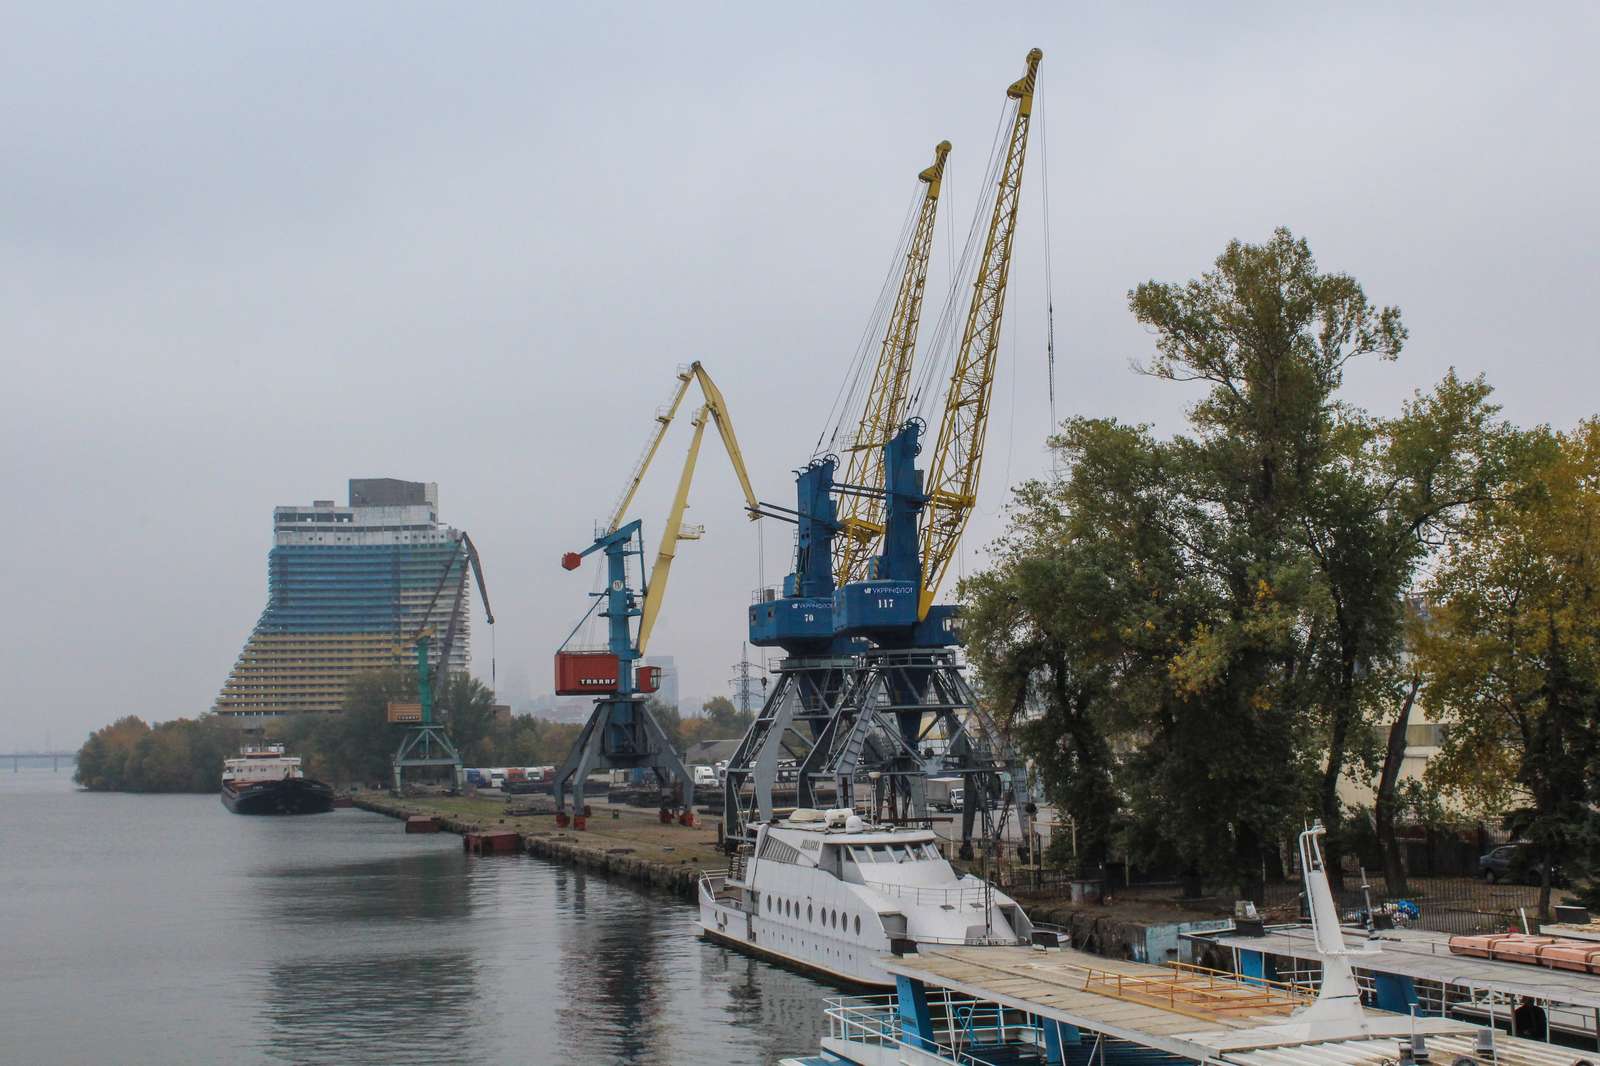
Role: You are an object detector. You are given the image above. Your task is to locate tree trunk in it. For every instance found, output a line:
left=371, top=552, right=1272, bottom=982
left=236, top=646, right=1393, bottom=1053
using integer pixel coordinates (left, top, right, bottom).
left=1319, top=654, right=1359, bottom=890
left=1375, top=675, right=1420, bottom=896
left=1237, top=824, right=1265, bottom=905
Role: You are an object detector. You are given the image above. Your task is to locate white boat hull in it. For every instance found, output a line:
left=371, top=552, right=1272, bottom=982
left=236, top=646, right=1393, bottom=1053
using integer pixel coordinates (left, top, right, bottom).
left=699, top=877, right=895, bottom=987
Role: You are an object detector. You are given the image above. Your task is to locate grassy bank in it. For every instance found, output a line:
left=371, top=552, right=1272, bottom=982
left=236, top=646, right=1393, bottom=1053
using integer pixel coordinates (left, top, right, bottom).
left=353, top=792, right=726, bottom=901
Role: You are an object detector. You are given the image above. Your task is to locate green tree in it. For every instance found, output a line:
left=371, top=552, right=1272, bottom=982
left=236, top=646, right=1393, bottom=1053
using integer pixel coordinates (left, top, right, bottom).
left=75, top=716, right=151, bottom=790
left=1416, top=422, right=1600, bottom=917
left=75, top=714, right=240, bottom=793
left=965, top=229, right=1489, bottom=899
left=439, top=672, right=499, bottom=761
left=1131, top=228, right=1411, bottom=892
left=963, top=419, right=1183, bottom=875
left=1298, top=371, right=1502, bottom=883
left=702, top=695, right=754, bottom=735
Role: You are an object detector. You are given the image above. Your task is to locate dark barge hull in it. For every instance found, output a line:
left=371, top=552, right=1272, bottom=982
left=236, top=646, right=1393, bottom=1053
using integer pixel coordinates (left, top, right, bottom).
left=221, top=778, right=336, bottom=815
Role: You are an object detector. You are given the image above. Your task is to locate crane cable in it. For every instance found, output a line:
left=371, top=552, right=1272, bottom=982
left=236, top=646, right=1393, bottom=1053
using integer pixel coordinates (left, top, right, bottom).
left=910, top=98, right=1013, bottom=422
left=1038, top=87, right=1060, bottom=465
left=814, top=182, right=926, bottom=457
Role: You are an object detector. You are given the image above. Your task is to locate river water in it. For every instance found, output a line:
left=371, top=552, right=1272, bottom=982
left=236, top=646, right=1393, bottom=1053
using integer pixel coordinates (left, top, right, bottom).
left=0, top=770, right=830, bottom=1064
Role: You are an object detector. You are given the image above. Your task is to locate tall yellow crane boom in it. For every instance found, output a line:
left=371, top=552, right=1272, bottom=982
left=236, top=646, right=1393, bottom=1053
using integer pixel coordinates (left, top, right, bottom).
left=834, top=141, right=952, bottom=587
left=636, top=405, right=710, bottom=654
left=609, top=362, right=758, bottom=534
left=606, top=362, right=758, bottom=655
left=918, top=48, right=1042, bottom=619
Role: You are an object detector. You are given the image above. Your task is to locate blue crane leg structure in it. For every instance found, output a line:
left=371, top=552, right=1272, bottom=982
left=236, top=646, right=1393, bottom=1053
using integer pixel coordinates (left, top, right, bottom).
left=552, top=521, right=694, bottom=824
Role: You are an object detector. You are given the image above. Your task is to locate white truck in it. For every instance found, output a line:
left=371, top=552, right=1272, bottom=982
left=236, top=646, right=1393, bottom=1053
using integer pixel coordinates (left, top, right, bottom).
left=926, top=776, right=966, bottom=812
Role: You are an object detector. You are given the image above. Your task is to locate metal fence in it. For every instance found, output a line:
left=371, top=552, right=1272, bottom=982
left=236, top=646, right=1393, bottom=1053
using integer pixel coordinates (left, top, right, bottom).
left=989, top=863, right=1553, bottom=936
left=1261, top=874, right=1548, bottom=935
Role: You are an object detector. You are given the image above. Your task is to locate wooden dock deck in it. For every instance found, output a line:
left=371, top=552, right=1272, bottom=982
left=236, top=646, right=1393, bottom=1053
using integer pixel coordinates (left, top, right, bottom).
left=871, top=944, right=1582, bottom=1066
left=879, top=945, right=1292, bottom=1060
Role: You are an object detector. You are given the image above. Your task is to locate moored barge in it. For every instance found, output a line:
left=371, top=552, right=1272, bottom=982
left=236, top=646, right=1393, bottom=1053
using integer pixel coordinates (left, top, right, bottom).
left=220, top=744, right=334, bottom=815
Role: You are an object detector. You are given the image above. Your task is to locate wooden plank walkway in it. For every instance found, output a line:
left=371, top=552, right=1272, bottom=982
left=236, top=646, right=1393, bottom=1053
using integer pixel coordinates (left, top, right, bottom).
left=880, top=946, right=1262, bottom=1057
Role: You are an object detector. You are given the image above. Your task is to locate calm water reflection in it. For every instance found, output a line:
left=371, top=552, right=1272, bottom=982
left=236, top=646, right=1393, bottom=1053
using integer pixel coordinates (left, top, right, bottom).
left=0, top=771, right=828, bottom=1064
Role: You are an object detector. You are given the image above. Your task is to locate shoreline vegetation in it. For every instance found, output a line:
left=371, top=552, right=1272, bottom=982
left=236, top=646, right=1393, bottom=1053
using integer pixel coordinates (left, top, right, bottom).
left=73, top=670, right=753, bottom=794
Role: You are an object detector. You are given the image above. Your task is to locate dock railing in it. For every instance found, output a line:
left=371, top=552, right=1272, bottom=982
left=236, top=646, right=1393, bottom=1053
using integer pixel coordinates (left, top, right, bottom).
left=825, top=991, right=1046, bottom=1064
left=698, top=870, right=730, bottom=902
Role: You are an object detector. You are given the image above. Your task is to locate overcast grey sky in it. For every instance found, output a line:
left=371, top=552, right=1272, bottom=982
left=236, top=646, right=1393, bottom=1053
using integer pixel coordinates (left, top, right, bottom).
left=3, top=3, right=1596, bottom=747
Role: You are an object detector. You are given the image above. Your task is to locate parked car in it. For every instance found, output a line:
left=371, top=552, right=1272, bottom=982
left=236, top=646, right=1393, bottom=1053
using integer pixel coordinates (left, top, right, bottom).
left=1479, top=842, right=1565, bottom=885
left=691, top=765, right=717, bottom=788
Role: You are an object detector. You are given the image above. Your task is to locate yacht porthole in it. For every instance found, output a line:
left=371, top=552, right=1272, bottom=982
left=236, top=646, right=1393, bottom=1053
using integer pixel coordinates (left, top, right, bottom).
left=807, top=904, right=813, bottom=923
left=854, top=915, right=860, bottom=935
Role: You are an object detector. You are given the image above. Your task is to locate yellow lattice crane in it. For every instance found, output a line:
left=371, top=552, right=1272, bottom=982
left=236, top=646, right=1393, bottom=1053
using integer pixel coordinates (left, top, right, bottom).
left=833, top=140, right=952, bottom=588
left=916, top=48, right=1041, bottom=619
left=597, top=361, right=759, bottom=654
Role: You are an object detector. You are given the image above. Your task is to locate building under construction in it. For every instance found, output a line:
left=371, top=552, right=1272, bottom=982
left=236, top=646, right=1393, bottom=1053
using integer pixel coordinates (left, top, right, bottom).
left=214, top=478, right=470, bottom=718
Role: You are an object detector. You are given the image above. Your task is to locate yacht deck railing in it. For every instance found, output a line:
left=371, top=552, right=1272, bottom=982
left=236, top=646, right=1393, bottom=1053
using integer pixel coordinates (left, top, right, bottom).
left=858, top=878, right=994, bottom=909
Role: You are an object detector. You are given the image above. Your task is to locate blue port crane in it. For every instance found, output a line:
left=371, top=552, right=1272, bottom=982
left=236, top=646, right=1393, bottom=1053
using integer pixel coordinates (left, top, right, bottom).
left=726, top=49, right=1046, bottom=860
left=551, top=363, right=760, bottom=829
left=723, top=140, right=953, bottom=842
left=390, top=532, right=494, bottom=794
left=835, top=47, right=1043, bottom=639
left=826, top=48, right=1043, bottom=860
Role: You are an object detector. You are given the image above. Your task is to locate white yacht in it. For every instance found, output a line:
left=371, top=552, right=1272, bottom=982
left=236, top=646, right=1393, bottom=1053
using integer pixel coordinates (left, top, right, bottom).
left=698, top=808, right=1038, bottom=987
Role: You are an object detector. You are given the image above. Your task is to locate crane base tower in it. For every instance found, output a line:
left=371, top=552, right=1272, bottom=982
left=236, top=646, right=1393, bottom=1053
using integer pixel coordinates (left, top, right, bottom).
left=807, top=646, right=1032, bottom=862
left=552, top=696, right=694, bottom=830
left=720, top=654, right=856, bottom=847
left=721, top=646, right=1033, bottom=861
left=392, top=726, right=465, bottom=794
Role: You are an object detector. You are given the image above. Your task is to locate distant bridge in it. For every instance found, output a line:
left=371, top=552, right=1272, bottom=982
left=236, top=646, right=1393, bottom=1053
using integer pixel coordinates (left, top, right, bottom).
left=4, top=751, right=77, bottom=772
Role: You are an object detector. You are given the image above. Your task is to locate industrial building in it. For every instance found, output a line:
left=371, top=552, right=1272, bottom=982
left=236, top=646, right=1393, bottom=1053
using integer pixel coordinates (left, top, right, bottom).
left=214, top=478, right=470, bottom=718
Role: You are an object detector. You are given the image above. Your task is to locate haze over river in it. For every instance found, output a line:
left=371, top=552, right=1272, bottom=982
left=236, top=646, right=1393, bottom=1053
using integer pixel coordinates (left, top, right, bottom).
left=0, top=770, right=829, bottom=1064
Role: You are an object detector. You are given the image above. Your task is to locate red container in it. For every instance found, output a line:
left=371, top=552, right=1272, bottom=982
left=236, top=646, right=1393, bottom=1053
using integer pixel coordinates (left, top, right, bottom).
left=405, top=815, right=440, bottom=834
left=556, top=651, right=620, bottom=695
left=554, top=653, right=661, bottom=696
